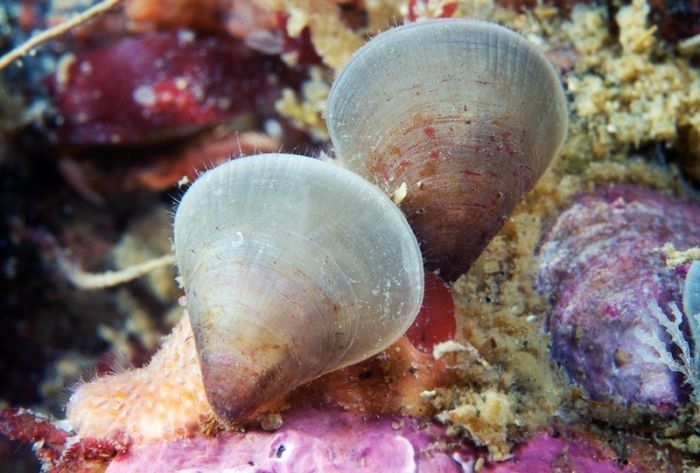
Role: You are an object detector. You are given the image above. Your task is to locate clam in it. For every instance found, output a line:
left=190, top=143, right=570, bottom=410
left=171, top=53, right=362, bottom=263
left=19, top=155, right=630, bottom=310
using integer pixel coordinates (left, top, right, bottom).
left=327, top=19, right=568, bottom=281
left=683, top=261, right=700, bottom=376
left=174, top=153, right=424, bottom=424
left=684, top=261, right=700, bottom=322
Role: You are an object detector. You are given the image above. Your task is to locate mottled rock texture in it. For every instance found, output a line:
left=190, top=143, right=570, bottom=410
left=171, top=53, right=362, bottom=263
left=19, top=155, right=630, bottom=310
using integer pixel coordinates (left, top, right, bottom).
left=538, top=185, right=700, bottom=411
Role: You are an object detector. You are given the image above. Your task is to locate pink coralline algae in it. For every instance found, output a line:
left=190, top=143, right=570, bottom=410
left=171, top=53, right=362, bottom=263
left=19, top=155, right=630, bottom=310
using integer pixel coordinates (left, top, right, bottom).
left=537, top=185, right=700, bottom=412
left=476, top=430, right=644, bottom=473
left=102, top=407, right=645, bottom=473
left=48, top=31, right=279, bottom=146
left=105, top=408, right=460, bottom=473
left=1, top=400, right=647, bottom=471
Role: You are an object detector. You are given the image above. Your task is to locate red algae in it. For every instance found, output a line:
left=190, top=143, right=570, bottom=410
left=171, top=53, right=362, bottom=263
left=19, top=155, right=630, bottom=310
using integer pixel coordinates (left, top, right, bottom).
left=296, top=337, right=453, bottom=417
left=0, top=408, right=68, bottom=447
left=276, top=12, right=324, bottom=66
left=0, top=408, right=657, bottom=472
left=406, top=272, right=456, bottom=353
left=49, top=31, right=279, bottom=146
left=0, top=407, right=130, bottom=472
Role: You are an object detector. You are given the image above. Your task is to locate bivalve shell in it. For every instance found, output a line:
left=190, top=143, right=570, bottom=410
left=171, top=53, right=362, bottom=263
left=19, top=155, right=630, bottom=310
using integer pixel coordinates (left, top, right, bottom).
left=174, top=153, right=424, bottom=423
left=327, top=19, right=568, bottom=281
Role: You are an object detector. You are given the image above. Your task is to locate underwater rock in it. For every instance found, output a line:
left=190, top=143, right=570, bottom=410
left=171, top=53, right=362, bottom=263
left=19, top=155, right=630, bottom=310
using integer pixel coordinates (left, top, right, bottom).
left=0, top=406, right=654, bottom=472
left=537, top=185, right=700, bottom=412
left=102, top=408, right=646, bottom=473
left=104, top=407, right=460, bottom=473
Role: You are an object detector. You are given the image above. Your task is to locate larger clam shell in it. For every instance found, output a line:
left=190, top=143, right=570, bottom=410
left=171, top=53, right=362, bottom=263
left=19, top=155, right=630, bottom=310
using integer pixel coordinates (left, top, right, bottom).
left=174, top=154, right=424, bottom=423
left=327, top=19, right=568, bottom=281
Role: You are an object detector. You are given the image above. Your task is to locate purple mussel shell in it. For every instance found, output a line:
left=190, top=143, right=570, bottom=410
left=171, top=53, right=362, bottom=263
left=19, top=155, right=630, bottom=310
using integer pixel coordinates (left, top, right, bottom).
left=537, top=185, right=700, bottom=411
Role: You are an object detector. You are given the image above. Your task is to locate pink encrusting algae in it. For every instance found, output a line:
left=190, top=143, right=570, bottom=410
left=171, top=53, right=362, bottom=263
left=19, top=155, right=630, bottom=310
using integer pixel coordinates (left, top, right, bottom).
left=476, top=430, right=645, bottom=473
left=67, top=314, right=214, bottom=442
left=105, top=407, right=461, bottom=473
left=103, top=408, right=646, bottom=472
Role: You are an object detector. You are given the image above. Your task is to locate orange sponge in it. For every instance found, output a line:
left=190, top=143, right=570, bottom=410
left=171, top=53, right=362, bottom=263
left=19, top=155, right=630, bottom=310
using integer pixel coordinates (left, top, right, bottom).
left=67, top=313, right=214, bottom=443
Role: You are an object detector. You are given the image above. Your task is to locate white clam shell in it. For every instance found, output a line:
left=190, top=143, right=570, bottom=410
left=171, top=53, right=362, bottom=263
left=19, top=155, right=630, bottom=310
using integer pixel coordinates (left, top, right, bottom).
left=174, top=153, right=424, bottom=422
left=327, top=19, right=568, bottom=280
left=683, top=260, right=700, bottom=372
left=684, top=261, right=700, bottom=320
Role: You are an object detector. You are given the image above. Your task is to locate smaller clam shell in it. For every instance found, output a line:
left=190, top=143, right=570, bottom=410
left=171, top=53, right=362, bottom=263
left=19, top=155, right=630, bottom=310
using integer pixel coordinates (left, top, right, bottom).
left=174, top=154, right=424, bottom=423
left=327, top=19, right=568, bottom=280
left=683, top=261, right=700, bottom=373
left=684, top=261, right=700, bottom=321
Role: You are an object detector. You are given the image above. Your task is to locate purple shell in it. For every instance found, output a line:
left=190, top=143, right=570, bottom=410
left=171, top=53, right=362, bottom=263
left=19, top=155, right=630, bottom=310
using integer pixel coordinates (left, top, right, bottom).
left=537, top=185, right=700, bottom=411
